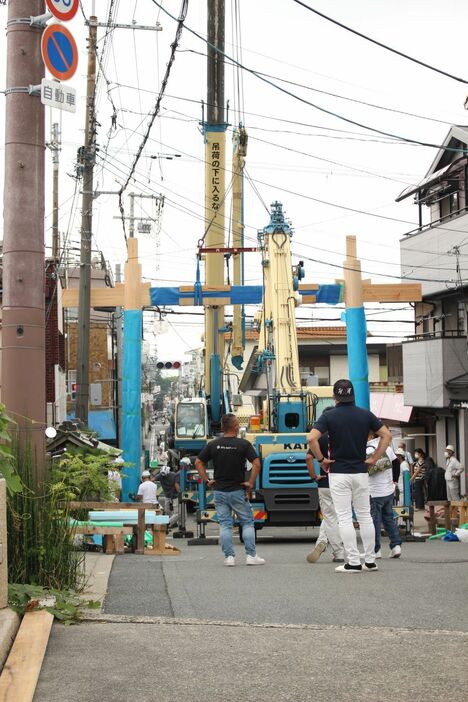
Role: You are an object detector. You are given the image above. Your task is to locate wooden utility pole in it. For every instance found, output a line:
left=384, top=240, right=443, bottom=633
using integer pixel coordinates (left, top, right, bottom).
left=47, top=121, right=60, bottom=259
left=75, top=15, right=98, bottom=425
left=3, top=0, right=46, bottom=483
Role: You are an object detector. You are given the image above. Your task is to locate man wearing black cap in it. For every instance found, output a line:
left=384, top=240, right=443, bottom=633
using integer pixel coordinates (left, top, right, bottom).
left=309, top=379, right=392, bottom=573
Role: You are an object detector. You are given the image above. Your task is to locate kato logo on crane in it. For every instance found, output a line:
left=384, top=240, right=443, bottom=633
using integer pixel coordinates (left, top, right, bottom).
left=41, top=23, right=78, bottom=81
left=46, top=0, right=79, bottom=22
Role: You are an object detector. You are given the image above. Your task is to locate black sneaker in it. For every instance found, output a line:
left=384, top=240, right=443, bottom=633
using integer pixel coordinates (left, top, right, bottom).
left=362, top=562, right=379, bottom=572
left=335, top=563, right=362, bottom=573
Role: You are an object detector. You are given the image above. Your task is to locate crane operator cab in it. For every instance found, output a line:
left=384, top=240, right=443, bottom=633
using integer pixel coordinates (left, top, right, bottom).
left=174, top=398, right=208, bottom=452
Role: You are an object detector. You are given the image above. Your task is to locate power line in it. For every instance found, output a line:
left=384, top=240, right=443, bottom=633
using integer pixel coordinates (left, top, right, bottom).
left=151, top=0, right=468, bottom=152
left=178, top=47, right=455, bottom=128
left=291, top=0, right=468, bottom=86
left=117, top=0, right=189, bottom=242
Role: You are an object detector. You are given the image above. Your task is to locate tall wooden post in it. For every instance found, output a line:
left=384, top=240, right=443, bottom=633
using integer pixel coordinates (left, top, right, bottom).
left=344, top=235, right=370, bottom=409
left=121, top=238, right=143, bottom=500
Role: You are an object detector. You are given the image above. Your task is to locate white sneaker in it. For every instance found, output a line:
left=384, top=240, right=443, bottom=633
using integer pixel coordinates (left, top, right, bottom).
left=224, top=556, right=236, bottom=567
left=246, top=554, right=265, bottom=566
left=390, top=545, right=402, bottom=558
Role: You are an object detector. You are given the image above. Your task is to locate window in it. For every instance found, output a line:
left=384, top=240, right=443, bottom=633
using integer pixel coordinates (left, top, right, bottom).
left=176, top=403, right=205, bottom=437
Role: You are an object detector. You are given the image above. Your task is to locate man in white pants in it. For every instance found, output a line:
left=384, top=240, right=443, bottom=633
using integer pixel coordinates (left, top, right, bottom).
left=305, top=422, right=344, bottom=563
left=309, top=379, right=392, bottom=573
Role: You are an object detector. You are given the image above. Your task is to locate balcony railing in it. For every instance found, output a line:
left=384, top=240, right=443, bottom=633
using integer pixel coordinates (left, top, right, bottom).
left=402, top=205, right=468, bottom=238
left=403, top=330, right=467, bottom=342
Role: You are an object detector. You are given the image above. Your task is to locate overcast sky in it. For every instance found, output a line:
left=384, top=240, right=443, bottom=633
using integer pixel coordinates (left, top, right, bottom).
left=2, top=0, right=468, bottom=362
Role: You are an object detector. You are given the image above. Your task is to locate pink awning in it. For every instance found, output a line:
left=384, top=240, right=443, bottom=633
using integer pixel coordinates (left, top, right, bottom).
left=370, top=393, right=413, bottom=423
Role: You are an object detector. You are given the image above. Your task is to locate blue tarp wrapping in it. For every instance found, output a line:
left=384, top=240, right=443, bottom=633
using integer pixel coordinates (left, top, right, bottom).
left=88, top=511, right=169, bottom=525
left=315, top=284, right=343, bottom=304
left=67, top=410, right=116, bottom=441
left=149, top=283, right=342, bottom=307
left=345, top=306, right=370, bottom=409
left=121, top=310, right=142, bottom=500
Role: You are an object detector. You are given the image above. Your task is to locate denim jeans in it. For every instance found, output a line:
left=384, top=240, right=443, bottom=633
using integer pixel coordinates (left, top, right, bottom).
left=214, top=489, right=256, bottom=557
left=370, top=493, right=402, bottom=552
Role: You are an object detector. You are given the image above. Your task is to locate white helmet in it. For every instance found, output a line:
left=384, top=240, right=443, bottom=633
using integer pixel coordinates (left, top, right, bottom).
left=160, top=465, right=171, bottom=476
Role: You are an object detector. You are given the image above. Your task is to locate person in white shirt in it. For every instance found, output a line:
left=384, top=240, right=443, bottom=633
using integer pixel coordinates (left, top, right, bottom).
left=367, top=434, right=402, bottom=559
left=395, top=448, right=410, bottom=506
left=444, top=445, right=463, bottom=501
left=135, top=470, right=159, bottom=505
left=108, top=456, right=123, bottom=502
left=398, top=442, right=414, bottom=474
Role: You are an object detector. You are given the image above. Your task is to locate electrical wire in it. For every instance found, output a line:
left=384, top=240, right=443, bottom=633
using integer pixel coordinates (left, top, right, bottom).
left=179, top=47, right=456, bottom=129
left=95, top=150, right=468, bottom=285
left=151, top=0, right=468, bottom=152
left=117, top=0, right=189, bottom=244
left=291, top=0, right=468, bottom=86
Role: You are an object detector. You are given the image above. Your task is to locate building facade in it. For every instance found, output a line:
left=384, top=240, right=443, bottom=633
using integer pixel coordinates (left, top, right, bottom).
left=398, top=125, right=468, bottom=493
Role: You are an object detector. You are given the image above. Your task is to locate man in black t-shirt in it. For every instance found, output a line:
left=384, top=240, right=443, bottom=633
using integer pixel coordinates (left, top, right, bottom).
left=195, top=414, right=265, bottom=567
left=309, top=379, right=391, bottom=573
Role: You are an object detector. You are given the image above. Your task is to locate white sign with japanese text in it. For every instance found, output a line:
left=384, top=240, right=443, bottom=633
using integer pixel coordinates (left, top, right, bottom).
left=40, top=78, right=76, bottom=113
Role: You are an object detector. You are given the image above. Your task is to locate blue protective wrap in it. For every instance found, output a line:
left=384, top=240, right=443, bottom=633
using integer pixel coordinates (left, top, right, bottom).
left=121, top=310, right=142, bottom=501
left=150, top=283, right=343, bottom=307
left=315, top=283, right=343, bottom=304
left=210, top=353, right=221, bottom=423
left=403, top=469, right=411, bottom=508
left=345, top=306, right=370, bottom=409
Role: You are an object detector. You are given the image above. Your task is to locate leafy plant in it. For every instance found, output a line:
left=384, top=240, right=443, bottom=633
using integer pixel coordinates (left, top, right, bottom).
left=50, top=450, right=116, bottom=502
left=0, top=403, right=22, bottom=494
left=7, top=433, right=85, bottom=591
left=8, top=583, right=101, bottom=625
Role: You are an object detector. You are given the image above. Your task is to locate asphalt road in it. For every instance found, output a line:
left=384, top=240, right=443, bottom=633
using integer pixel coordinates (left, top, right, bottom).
left=100, top=534, right=468, bottom=630
left=34, top=523, right=468, bottom=701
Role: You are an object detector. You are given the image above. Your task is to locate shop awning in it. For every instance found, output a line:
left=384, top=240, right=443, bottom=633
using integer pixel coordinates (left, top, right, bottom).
left=370, top=393, right=413, bottom=423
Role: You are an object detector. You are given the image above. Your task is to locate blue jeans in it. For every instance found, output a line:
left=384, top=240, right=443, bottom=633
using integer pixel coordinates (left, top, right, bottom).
left=214, top=489, right=256, bottom=557
left=370, top=494, right=402, bottom=552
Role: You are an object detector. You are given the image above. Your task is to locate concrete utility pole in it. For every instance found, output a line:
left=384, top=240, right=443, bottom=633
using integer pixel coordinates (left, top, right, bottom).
left=47, top=122, right=61, bottom=259
left=3, top=0, right=46, bottom=484
left=75, top=15, right=98, bottom=425
left=204, top=0, right=226, bottom=423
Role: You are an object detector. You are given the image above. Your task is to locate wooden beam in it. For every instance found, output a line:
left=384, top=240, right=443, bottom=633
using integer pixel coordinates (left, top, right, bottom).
left=0, top=610, right=53, bottom=702
left=361, top=282, right=421, bottom=303
left=298, top=284, right=320, bottom=292
left=72, top=525, right=134, bottom=535
left=62, top=282, right=151, bottom=309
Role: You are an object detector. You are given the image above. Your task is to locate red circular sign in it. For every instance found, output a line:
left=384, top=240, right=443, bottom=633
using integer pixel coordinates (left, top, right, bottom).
left=46, top=0, right=79, bottom=22
left=41, top=24, right=78, bottom=81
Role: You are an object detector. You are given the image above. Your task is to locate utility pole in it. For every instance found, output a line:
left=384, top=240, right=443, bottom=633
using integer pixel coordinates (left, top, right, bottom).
left=204, top=0, right=226, bottom=425
left=3, top=1, right=46, bottom=484
left=75, top=15, right=98, bottom=425
left=47, top=122, right=61, bottom=259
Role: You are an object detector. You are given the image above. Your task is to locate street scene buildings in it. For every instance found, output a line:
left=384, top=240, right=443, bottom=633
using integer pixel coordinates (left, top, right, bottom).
left=0, top=2, right=467, bottom=701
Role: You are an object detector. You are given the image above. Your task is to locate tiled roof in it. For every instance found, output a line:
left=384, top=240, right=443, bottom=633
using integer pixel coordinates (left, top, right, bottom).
left=236, top=326, right=349, bottom=341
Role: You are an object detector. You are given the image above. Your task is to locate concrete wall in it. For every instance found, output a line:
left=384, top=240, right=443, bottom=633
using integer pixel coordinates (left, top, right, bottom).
left=400, top=213, right=468, bottom=297
left=402, top=337, right=468, bottom=407
left=329, top=354, right=380, bottom=384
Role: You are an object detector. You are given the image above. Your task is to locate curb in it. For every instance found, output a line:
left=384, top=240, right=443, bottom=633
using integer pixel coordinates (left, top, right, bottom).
left=0, top=608, right=20, bottom=673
